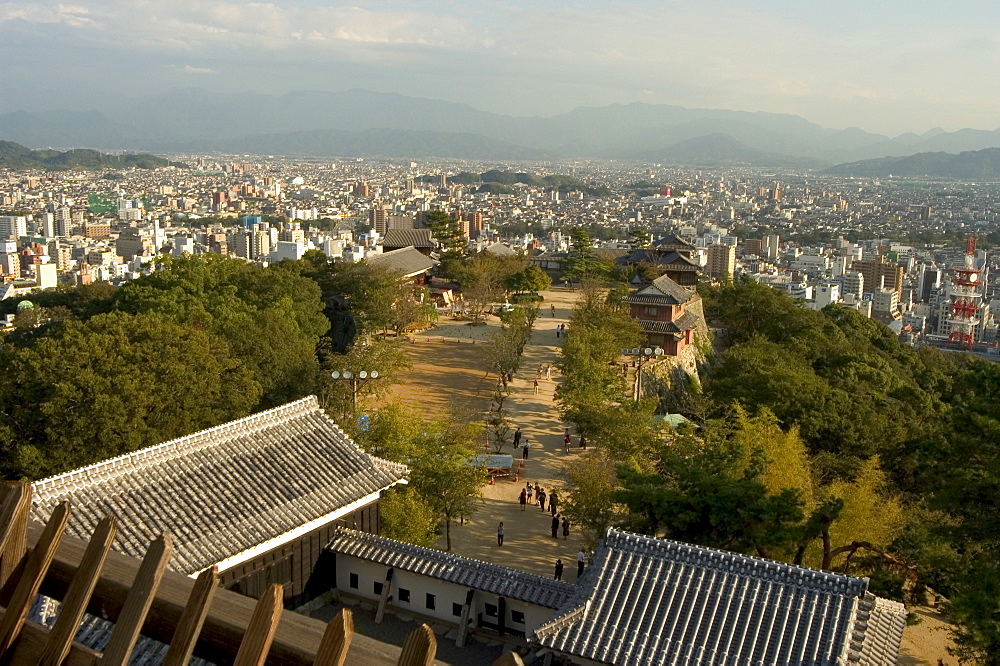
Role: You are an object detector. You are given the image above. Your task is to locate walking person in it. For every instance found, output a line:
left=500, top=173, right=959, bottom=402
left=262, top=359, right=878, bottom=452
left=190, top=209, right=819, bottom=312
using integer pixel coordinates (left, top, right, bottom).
left=577, top=550, right=586, bottom=578
left=555, top=324, right=560, bottom=339
left=563, top=432, right=571, bottom=453
left=549, top=490, right=559, bottom=515
left=551, top=514, right=560, bottom=538
left=497, top=522, right=505, bottom=547
left=554, top=558, right=564, bottom=580
left=519, top=488, right=527, bottom=511
left=579, top=434, right=586, bottom=449
left=545, top=364, right=552, bottom=380
left=512, top=427, right=522, bottom=449
left=537, top=487, right=546, bottom=510
left=550, top=304, right=556, bottom=317
left=522, top=440, right=530, bottom=459
left=562, top=516, right=570, bottom=540
left=526, top=482, right=533, bottom=505
left=533, top=378, right=539, bottom=395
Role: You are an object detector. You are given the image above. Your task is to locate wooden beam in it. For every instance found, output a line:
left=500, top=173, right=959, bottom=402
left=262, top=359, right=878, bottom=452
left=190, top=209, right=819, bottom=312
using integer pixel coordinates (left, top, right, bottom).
left=0, top=483, right=31, bottom=591
left=455, top=589, right=475, bottom=648
left=162, top=566, right=219, bottom=666
left=38, top=514, right=117, bottom=665
left=313, top=608, right=352, bottom=666
left=101, top=533, right=173, bottom=664
left=0, top=501, right=70, bottom=654
left=396, top=624, right=435, bottom=666
left=29, top=522, right=400, bottom=665
left=374, top=568, right=393, bottom=624
left=2, top=614, right=101, bottom=666
left=491, top=653, right=526, bottom=666
left=233, top=584, right=283, bottom=666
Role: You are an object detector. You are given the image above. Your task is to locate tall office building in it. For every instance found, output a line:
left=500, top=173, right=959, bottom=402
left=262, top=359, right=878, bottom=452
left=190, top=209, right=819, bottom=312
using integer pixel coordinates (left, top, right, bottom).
left=764, top=234, right=780, bottom=260
left=706, top=243, right=736, bottom=279
left=852, top=255, right=904, bottom=295
left=840, top=272, right=865, bottom=298
left=0, top=216, right=27, bottom=241
left=369, top=205, right=388, bottom=234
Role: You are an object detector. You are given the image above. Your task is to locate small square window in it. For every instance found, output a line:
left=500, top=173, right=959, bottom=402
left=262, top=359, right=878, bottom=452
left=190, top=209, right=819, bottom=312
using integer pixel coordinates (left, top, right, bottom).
left=426, top=593, right=436, bottom=610
left=511, top=610, right=525, bottom=624
left=349, top=573, right=358, bottom=589
left=452, top=602, right=463, bottom=617
left=485, top=603, right=498, bottom=617
left=644, top=306, right=658, bottom=316
left=374, top=582, right=383, bottom=595
left=398, top=588, right=410, bottom=603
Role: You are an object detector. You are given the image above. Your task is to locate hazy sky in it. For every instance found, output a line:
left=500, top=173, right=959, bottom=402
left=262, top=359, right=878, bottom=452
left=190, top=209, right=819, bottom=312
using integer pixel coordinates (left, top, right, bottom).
left=2, top=0, right=999, bottom=135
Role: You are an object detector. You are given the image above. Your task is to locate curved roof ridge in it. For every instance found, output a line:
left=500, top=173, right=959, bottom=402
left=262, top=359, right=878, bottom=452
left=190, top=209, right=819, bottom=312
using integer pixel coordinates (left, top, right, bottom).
left=604, top=528, right=866, bottom=594
left=34, top=396, right=320, bottom=500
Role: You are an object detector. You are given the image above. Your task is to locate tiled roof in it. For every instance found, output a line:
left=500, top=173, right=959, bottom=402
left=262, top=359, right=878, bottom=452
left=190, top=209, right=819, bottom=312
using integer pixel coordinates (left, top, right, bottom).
left=381, top=228, right=434, bottom=249
left=626, top=275, right=697, bottom=305
left=637, top=311, right=700, bottom=335
left=621, top=248, right=701, bottom=269
left=482, top=242, right=517, bottom=256
left=534, top=528, right=906, bottom=665
left=652, top=234, right=696, bottom=249
left=31, top=397, right=409, bottom=574
left=367, top=246, right=439, bottom=278
left=327, top=527, right=576, bottom=609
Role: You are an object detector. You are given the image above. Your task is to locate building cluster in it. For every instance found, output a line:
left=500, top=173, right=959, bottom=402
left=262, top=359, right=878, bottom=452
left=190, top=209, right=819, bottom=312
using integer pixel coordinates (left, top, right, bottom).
left=3, top=158, right=1000, bottom=354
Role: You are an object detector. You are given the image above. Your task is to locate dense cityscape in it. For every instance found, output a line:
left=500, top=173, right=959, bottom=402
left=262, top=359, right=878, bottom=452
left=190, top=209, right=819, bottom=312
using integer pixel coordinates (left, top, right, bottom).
left=3, top=156, right=999, bottom=354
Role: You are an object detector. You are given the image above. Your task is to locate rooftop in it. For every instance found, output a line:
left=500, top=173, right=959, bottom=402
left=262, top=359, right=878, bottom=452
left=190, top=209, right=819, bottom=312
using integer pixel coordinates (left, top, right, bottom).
left=327, top=527, right=576, bottom=609
left=534, top=528, right=907, bottom=665
left=31, top=396, right=409, bottom=574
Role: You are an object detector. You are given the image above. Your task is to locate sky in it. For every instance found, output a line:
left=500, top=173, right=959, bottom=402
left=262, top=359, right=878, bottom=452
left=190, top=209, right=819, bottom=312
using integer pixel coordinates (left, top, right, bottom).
left=2, top=0, right=1000, bottom=136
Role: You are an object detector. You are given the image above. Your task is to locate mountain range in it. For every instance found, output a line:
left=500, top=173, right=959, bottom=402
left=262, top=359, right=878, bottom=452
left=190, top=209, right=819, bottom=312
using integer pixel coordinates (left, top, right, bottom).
left=3, top=89, right=1000, bottom=166
left=824, top=147, right=1000, bottom=179
left=0, top=141, right=183, bottom=171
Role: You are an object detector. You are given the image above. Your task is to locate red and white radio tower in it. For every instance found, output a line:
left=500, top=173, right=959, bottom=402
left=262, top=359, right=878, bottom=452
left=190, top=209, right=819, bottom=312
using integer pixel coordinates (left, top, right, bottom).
left=947, top=237, right=981, bottom=349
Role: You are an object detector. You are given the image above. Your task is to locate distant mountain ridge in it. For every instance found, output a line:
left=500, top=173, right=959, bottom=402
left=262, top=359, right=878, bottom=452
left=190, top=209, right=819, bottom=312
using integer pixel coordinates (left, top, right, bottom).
left=824, top=147, right=1000, bottom=179
left=0, top=141, right=184, bottom=171
left=2, top=88, right=999, bottom=166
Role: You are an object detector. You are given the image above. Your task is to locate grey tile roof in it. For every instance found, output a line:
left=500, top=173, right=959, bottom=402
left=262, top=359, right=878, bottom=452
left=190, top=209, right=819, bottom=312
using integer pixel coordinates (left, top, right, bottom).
left=381, top=228, right=434, bottom=249
left=327, top=527, right=576, bottom=609
left=31, top=397, right=409, bottom=574
left=482, top=242, right=517, bottom=256
left=625, top=275, right=697, bottom=305
left=621, top=248, right=701, bottom=269
left=367, top=246, right=438, bottom=278
left=534, top=528, right=906, bottom=666
left=653, top=234, right=696, bottom=250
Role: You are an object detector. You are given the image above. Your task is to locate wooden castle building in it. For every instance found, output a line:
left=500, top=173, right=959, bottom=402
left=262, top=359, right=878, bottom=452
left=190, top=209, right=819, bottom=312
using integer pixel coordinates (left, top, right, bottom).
left=30, top=396, right=408, bottom=608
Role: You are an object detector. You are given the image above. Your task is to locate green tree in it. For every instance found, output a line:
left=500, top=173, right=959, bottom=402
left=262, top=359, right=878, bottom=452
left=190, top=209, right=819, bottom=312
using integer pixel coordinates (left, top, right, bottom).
left=562, top=449, right=622, bottom=550
left=6, top=311, right=260, bottom=478
left=426, top=210, right=466, bottom=260
left=410, top=437, right=485, bottom=551
left=379, top=487, right=440, bottom=548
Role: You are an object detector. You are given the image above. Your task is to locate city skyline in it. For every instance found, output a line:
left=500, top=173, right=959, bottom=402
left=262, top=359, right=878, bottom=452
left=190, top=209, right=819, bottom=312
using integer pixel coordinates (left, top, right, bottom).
left=2, top=0, right=1000, bottom=136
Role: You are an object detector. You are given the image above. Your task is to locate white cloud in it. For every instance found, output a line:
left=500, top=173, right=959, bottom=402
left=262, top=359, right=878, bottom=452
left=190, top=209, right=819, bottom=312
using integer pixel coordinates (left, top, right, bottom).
left=0, top=2, right=96, bottom=27
left=178, top=64, right=215, bottom=74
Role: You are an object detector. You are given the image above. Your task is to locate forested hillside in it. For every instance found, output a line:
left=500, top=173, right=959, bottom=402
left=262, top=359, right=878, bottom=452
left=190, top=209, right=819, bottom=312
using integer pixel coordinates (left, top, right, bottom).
left=556, top=277, right=1000, bottom=663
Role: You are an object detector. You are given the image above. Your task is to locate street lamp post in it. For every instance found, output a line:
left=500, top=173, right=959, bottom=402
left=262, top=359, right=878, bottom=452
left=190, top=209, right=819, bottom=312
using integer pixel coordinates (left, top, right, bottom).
left=621, top=347, right=663, bottom=401
left=330, top=370, right=379, bottom=414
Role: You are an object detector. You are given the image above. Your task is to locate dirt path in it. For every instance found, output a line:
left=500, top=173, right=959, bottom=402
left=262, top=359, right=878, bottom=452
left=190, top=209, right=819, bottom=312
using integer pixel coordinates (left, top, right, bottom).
left=383, top=289, right=586, bottom=579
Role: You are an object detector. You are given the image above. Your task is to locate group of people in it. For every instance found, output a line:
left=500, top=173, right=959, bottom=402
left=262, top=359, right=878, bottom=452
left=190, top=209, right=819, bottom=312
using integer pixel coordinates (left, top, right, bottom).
left=554, top=323, right=567, bottom=338
left=518, top=482, right=562, bottom=519
left=553, top=551, right=588, bottom=581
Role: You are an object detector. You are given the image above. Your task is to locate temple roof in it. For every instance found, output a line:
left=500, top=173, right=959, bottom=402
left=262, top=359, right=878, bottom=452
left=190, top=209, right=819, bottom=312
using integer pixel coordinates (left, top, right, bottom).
left=534, top=528, right=907, bottom=665
left=32, top=396, right=408, bottom=574
left=327, top=527, right=576, bottom=609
